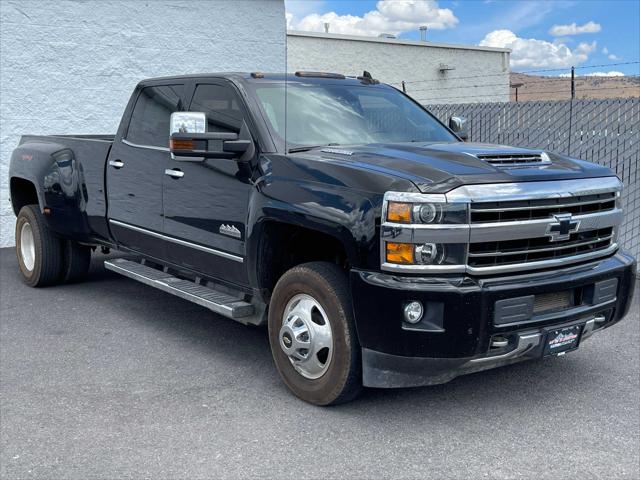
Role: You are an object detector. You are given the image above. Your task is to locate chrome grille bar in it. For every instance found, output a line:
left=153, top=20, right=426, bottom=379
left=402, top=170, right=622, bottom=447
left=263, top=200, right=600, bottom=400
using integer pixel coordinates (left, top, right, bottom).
left=447, top=177, right=622, bottom=203
left=468, top=233, right=614, bottom=258
left=468, top=208, right=622, bottom=243
left=470, top=196, right=615, bottom=213
left=466, top=245, right=618, bottom=274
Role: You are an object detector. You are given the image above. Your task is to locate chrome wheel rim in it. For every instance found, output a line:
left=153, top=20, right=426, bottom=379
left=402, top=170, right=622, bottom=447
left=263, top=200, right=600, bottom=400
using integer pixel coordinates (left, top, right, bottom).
left=279, top=293, right=333, bottom=380
left=20, top=222, right=36, bottom=272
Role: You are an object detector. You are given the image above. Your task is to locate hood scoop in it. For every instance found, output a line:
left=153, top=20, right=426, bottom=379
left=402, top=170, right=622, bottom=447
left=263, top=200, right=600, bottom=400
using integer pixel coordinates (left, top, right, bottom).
left=475, top=152, right=551, bottom=168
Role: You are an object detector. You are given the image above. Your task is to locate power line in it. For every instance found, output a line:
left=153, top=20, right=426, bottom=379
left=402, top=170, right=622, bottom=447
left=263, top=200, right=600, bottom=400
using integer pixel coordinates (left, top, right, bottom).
left=383, top=60, right=640, bottom=86
left=410, top=85, right=640, bottom=103
left=574, top=61, right=640, bottom=70
left=516, top=85, right=640, bottom=96
left=403, top=74, right=639, bottom=95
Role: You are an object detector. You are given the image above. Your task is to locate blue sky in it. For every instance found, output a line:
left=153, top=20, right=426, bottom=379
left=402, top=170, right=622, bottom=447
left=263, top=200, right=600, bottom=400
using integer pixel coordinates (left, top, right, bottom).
left=285, top=0, right=640, bottom=76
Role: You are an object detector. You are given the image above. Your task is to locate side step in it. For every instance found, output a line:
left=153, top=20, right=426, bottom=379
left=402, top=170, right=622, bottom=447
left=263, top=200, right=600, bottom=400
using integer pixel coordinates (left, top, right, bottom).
left=104, top=258, right=254, bottom=319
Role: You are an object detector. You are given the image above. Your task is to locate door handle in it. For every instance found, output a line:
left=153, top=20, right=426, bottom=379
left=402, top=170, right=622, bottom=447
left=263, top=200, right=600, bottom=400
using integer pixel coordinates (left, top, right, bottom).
left=109, top=159, right=124, bottom=169
left=164, top=168, right=184, bottom=179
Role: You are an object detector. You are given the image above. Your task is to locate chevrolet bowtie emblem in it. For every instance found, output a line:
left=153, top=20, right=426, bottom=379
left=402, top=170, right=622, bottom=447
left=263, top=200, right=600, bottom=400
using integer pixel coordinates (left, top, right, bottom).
left=546, top=213, right=580, bottom=242
left=219, top=224, right=241, bottom=239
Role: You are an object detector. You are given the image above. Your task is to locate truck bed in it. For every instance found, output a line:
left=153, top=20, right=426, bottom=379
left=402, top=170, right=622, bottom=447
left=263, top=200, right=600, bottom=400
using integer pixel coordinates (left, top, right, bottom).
left=13, top=134, right=116, bottom=243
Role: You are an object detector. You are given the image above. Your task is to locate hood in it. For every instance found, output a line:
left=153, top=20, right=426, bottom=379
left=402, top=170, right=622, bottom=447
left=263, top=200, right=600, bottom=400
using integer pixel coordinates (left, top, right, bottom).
left=294, top=141, right=615, bottom=193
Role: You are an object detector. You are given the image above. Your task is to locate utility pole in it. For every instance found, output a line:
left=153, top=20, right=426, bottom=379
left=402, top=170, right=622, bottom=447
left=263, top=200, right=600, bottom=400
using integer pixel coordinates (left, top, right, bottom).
left=510, top=82, right=524, bottom=102
left=570, top=66, right=575, bottom=99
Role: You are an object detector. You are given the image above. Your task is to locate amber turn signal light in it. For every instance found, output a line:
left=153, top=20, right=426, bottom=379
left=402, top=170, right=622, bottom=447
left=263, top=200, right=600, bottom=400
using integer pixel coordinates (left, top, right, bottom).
left=387, top=202, right=412, bottom=223
left=386, top=242, right=414, bottom=264
left=170, top=139, right=195, bottom=150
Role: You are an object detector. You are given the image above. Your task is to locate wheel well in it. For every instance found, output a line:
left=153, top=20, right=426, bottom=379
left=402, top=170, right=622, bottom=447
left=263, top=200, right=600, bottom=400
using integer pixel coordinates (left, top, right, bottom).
left=258, top=222, right=349, bottom=296
left=10, top=178, right=39, bottom=215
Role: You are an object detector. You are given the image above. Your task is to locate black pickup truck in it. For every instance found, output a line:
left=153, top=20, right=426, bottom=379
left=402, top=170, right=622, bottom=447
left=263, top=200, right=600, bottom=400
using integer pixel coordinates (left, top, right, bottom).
left=8, top=72, right=636, bottom=405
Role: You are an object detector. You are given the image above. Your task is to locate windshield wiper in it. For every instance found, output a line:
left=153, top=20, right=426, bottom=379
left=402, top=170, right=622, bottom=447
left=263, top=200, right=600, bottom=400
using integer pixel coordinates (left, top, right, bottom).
left=288, top=143, right=340, bottom=153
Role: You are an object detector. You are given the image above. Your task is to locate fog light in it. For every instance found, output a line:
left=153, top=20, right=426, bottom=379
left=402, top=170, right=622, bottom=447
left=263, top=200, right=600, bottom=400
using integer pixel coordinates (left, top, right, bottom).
left=403, top=301, right=424, bottom=324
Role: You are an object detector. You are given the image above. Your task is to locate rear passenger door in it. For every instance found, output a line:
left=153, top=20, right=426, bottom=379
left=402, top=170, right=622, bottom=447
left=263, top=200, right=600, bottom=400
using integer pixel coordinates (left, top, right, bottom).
left=162, top=81, right=253, bottom=285
left=107, top=83, right=185, bottom=260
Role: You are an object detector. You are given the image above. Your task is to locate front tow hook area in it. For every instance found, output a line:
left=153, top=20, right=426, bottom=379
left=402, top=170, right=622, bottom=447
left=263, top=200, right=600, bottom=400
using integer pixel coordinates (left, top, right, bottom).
left=470, top=331, right=542, bottom=364
left=472, top=313, right=608, bottom=365
left=581, top=314, right=607, bottom=341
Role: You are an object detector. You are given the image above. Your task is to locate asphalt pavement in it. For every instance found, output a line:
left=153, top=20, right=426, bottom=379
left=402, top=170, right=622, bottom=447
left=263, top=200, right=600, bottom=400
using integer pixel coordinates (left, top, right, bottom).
left=1, top=247, right=638, bottom=479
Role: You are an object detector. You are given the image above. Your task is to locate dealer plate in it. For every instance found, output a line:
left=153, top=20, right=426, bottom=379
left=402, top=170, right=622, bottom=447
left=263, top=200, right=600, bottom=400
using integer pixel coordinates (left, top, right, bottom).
left=544, top=324, right=583, bottom=356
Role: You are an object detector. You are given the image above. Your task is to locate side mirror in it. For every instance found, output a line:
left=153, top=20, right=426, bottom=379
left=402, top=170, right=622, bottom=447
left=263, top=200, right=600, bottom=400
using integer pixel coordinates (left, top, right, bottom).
left=170, top=112, right=206, bottom=135
left=170, top=132, right=251, bottom=161
left=449, top=116, right=468, bottom=141
left=169, top=111, right=251, bottom=161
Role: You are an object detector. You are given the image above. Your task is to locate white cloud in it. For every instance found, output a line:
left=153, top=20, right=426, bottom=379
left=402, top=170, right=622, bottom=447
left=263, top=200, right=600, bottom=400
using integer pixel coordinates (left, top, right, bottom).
left=601, top=46, right=622, bottom=61
left=287, top=0, right=458, bottom=36
left=585, top=71, right=625, bottom=77
left=480, top=30, right=594, bottom=69
left=549, top=21, right=602, bottom=36
left=559, top=71, right=625, bottom=77
left=575, top=41, right=597, bottom=55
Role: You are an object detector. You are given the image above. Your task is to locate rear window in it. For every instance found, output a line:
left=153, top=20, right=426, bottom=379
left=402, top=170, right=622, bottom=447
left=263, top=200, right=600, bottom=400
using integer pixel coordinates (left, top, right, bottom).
left=126, top=85, right=184, bottom=147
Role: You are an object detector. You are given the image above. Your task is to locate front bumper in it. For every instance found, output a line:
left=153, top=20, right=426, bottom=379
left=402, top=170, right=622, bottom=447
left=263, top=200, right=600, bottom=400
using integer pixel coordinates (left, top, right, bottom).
left=351, top=251, right=636, bottom=388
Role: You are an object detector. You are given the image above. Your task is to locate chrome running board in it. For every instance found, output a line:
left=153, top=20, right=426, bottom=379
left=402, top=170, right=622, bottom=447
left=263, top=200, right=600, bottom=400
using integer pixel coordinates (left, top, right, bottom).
left=104, top=258, right=254, bottom=319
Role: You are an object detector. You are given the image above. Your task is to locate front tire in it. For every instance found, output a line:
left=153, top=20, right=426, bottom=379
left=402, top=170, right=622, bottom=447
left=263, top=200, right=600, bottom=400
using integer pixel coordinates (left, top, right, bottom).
left=268, top=262, right=362, bottom=405
left=15, top=205, right=63, bottom=287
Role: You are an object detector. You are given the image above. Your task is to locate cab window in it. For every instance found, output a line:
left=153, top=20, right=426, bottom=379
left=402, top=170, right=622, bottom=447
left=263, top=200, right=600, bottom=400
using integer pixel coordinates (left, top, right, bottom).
left=126, top=85, right=184, bottom=147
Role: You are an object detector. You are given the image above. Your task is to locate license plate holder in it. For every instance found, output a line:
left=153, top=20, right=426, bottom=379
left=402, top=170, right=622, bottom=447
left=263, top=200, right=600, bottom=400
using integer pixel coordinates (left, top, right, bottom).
left=543, top=324, right=583, bottom=356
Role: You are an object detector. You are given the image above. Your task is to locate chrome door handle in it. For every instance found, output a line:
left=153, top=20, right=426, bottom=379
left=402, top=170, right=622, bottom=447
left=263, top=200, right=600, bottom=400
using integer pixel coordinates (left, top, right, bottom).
left=164, top=168, right=184, bottom=179
left=109, top=159, right=124, bottom=169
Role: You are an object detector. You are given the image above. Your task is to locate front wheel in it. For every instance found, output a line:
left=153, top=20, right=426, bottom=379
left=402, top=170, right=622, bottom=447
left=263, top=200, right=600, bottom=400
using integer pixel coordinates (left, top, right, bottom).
left=268, top=262, right=362, bottom=406
left=15, top=205, right=63, bottom=287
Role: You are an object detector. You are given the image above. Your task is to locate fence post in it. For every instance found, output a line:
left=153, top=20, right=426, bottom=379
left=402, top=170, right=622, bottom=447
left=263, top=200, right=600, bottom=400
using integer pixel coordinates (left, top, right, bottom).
left=570, top=66, right=575, bottom=100
left=567, top=67, right=575, bottom=155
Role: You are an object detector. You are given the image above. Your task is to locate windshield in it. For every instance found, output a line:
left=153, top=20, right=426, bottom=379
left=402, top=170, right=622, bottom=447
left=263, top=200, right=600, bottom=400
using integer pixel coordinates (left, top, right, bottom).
left=254, top=83, right=458, bottom=149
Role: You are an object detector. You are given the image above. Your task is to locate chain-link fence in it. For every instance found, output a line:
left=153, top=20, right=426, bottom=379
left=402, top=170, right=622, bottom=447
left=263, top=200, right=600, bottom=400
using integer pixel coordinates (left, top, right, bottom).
left=427, top=98, right=639, bottom=261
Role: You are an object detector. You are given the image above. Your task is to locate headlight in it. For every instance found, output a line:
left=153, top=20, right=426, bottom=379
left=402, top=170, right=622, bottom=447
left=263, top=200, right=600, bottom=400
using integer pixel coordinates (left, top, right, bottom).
left=415, top=204, right=439, bottom=223
left=385, top=242, right=467, bottom=266
left=382, top=192, right=469, bottom=272
left=386, top=201, right=467, bottom=224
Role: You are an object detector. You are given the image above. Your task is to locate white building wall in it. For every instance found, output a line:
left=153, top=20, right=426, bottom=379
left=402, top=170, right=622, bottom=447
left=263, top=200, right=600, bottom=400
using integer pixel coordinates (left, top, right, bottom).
left=0, top=0, right=286, bottom=247
left=287, top=31, right=510, bottom=106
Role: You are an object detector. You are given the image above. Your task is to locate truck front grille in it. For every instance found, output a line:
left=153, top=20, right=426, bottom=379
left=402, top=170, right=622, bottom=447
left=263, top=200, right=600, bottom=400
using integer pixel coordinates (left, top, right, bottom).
left=470, top=192, right=616, bottom=223
left=469, top=227, right=614, bottom=267
left=380, top=177, right=623, bottom=275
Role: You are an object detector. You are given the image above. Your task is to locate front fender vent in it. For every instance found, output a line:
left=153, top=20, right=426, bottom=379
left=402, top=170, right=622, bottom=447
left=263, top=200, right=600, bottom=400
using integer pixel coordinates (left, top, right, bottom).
left=476, top=152, right=550, bottom=167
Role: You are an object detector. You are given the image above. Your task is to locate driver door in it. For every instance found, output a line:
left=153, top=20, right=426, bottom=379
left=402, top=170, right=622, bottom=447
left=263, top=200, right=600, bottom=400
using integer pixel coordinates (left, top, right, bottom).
left=162, top=81, right=253, bottom=286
